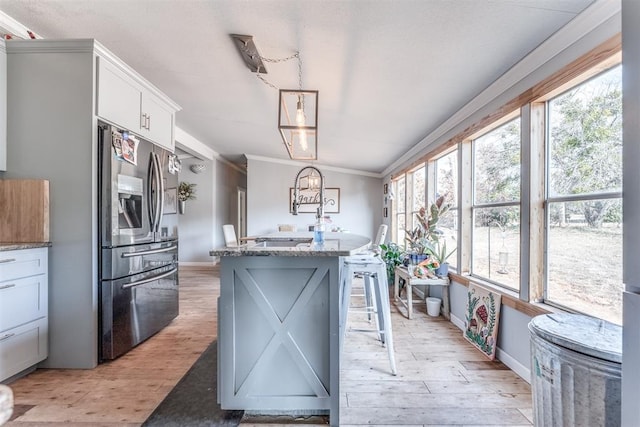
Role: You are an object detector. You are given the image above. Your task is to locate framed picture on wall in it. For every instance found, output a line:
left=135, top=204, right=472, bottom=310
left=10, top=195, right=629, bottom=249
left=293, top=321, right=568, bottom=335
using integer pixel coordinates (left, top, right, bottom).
left=164, top=187, right=177, bottom=214
left=289, top=187, right=340, bottom=213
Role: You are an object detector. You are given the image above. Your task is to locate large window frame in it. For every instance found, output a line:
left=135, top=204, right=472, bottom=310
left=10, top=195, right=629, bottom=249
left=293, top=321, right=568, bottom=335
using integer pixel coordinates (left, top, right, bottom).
left=388, top=36, right=622, bottom=324
left=469, top=115, right=522, bottom=291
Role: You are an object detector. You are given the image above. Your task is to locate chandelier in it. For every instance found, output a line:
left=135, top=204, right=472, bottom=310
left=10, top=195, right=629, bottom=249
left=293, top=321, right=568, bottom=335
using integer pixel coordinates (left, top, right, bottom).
left=231, top=34, right=319, bottom=160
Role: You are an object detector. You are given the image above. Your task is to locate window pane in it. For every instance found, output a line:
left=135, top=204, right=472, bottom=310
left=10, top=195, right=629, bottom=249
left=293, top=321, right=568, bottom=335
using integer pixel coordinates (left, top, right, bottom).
left=436, top=151, right=458, bottom=207
left=547, top=199, right=622, bottom=324
left=396, top=177, right=405, bottom=213
left=412, top=166, right=425, bottom=212
left=472, top=206, right=520, bottom=290
left=548, top=65, right=622, bottom=197
left=474, top=118, right=521, bottom=204
left=396, top=214, right=406, bottom=249
left=438, top=207, right=458, bottom=270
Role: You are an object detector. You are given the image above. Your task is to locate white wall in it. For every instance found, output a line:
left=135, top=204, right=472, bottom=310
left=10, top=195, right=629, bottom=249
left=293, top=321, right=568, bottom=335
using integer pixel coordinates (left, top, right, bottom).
left=246, top=156, right=382, bottom=239
left=178, top=157, right=247, bottom=265
left=177, top=157, right=215, bottom=263
left=621, top=0, right=640, bottom=423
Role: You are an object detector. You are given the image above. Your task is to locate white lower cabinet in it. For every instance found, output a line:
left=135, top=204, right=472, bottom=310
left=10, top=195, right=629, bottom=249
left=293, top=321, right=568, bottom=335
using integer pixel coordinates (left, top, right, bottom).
left=0, top=247, right=48, bottom=381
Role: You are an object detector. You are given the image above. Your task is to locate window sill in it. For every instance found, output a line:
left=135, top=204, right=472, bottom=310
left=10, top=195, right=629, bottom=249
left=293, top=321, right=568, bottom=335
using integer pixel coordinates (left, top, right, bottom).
left=447, top=271, right=561, bottom=318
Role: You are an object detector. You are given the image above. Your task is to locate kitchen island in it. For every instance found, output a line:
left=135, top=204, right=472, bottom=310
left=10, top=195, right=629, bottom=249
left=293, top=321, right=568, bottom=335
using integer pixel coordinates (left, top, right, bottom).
left=210, top=232, right=370, bottom=426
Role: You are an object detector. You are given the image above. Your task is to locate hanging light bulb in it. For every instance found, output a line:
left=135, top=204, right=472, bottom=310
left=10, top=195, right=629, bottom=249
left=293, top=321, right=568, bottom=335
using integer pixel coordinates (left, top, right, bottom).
left=296, top=95, right=308, bottom=151
left=278, top=89, right=318, bottom=160
left=296, top=96, right=305, bottom=125
left=299, top=130, right=308, bottom=151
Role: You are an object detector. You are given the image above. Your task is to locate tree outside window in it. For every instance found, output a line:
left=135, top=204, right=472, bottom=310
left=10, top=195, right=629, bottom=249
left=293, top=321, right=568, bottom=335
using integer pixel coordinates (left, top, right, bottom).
left=546, top=65, right=622, bottom=324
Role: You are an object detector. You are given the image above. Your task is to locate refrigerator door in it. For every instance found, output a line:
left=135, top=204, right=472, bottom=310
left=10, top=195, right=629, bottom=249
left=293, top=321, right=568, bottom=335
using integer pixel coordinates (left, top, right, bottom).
left=154, top=147, right=179, bottom=242
left=101, top=241, right=178, bottom=281
left=100, top=264, right=179, bottom=360
left=99, top=122, right=155, bottom=247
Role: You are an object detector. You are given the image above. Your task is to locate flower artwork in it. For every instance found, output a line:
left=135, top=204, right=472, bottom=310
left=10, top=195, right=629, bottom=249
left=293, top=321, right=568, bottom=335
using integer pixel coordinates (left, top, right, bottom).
left=464, top=283, right=501, bottom=360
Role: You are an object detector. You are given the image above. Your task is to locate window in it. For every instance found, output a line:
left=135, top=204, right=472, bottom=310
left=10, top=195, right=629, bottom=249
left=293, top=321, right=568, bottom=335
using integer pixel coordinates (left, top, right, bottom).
left=545, top=65, right=622, bottom=324
left=435, top=150, right=458, bottom=269
left=387, top=41, right=620, bottom=325
left=472, top=117, right=521, bottom=290
left=394, top=176, right=406, bottom=248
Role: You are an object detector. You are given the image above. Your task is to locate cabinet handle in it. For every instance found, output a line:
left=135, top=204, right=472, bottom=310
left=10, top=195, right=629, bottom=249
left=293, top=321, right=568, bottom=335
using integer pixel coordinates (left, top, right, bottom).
left=0, top=333, right=15, bottom=342
left=141, top=113, right=147, bottom=129
left=0, top=258, right=16, bottom=264
left=146, top=114, right=151, bottom=130
left=0, top=284, right=16, bottom=290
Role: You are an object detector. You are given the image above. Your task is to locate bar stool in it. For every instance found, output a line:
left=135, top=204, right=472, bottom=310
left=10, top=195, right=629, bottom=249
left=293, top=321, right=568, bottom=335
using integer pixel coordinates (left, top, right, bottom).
left=340, top=255, right=397, bottom=375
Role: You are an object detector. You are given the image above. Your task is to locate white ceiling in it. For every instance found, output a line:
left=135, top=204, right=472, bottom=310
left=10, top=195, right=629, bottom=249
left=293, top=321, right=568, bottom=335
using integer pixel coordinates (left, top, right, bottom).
left=0, top=0, right=596, bottom=174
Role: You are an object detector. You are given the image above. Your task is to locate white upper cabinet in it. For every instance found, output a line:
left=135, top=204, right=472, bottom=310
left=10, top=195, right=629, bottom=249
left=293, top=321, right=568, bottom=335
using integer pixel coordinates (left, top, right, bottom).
left=96, top=56, right=178, bottom=152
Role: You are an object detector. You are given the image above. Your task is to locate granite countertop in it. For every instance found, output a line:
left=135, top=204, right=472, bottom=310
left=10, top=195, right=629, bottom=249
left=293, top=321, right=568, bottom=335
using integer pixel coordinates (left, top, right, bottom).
left=0, top=242, right=52, bottom=251
left=210, top=232, right=371, bottom=257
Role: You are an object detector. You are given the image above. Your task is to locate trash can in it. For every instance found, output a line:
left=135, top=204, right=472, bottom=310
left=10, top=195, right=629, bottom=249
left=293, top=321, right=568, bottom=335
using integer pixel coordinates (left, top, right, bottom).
left=528, top=313, right=621, bottom=427
left=426, top=297, right=441, bottom=317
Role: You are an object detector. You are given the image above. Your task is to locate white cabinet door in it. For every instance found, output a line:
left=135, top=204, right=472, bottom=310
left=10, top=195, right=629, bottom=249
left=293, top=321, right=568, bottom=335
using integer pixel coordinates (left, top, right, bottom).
left=0, top=247, right=48, bottom=381
left=97, top=56, right=176, bottom=152
left=0, top=318, right=48, bottom=380
left=0, top=275, right=48, bottom=333
left=141, top=91, right=175, bottom=151
left=96, top=57, right=142, bottom=133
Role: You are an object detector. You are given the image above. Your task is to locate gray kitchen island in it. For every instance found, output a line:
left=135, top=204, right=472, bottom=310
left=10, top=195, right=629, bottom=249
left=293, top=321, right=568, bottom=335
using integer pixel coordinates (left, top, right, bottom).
left=210, top=232, right=371, bottom=426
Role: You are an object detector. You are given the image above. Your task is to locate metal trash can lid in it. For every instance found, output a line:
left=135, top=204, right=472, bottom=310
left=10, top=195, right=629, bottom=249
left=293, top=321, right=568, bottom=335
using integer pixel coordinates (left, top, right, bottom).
left=528, top=313, right=622, bottom=364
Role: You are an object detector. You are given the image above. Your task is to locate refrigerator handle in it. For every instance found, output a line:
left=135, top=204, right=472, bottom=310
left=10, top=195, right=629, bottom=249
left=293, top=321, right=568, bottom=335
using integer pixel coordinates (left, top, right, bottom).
left=147, top=153, right=156, bottom=231
left=153, top=152, right=164, bottom=232
left=121, top=267, right=178, bottom=289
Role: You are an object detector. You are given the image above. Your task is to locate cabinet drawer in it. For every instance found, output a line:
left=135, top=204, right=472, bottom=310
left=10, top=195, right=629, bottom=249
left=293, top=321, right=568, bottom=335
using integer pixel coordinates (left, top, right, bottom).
left=0, top=247, right=47, bottom=281
left=0, top=274, right=47, bottom=333
left=0, top=318, right=47, bottom=381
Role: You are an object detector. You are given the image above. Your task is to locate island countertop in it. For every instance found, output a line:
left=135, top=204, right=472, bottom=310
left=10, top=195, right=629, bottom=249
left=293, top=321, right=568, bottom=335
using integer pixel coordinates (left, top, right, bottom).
left=209, top=232, right=371, bottom=257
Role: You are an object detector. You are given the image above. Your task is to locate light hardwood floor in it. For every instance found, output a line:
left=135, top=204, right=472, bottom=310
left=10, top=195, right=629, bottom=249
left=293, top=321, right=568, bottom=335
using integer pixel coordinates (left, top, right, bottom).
left=4, top=266, right=532, bottom=426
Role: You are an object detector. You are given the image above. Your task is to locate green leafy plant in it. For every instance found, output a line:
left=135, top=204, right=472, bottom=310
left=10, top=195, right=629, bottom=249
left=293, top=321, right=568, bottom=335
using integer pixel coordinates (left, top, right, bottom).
left=178, top=182, right=197, bottom=201
left=426, top=238, right=456, bottom=265
left=379, top=242, right=406, bottom=283
left=405, top=195, right=451, bottom=254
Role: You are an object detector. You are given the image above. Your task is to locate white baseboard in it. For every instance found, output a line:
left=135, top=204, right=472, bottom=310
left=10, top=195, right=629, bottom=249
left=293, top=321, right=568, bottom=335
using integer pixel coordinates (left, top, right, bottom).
left=496, top=347, right=531, bottom=384
left=450, top=313, right=465, bottom=330
left=449, top=313, right=531, bottom=384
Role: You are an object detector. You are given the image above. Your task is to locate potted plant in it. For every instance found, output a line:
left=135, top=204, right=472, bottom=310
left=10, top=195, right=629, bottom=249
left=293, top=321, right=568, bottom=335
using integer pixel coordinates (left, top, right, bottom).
left=178, top=182, right=197, bottom=214
left=405, top=196, right=451, bottom=264
left=379, top=242, right=406, bottom=284
left=426, top=238, right=456, bottom=277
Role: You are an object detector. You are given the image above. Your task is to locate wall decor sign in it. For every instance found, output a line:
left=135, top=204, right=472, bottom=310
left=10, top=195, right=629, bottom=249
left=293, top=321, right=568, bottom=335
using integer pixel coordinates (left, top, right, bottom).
left=163, top=187, right=177, bottom=215
left=464, top=283, right=502, bottom=360
left=289, top=187, right=340, bottom=213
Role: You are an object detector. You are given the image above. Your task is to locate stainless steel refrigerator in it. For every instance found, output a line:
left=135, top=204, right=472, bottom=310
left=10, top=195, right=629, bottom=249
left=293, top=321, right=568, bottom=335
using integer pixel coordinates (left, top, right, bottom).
left=98, top=121, right=179, bottom=361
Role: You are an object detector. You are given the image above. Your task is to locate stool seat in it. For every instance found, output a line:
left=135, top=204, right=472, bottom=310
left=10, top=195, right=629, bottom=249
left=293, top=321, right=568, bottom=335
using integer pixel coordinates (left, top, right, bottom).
left=0, top=385, right=13, bottom=426
left=340, top=255, right=397, bottom=375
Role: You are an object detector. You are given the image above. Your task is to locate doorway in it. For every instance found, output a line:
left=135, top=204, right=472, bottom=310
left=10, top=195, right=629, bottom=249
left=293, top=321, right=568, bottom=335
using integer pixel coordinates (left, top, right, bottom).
left=237, top=187, right=247, bottom=239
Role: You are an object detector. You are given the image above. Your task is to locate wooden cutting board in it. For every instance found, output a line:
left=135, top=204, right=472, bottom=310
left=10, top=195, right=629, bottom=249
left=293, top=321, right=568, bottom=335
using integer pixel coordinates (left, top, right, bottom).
left=0, top=179, right=50, bottom=242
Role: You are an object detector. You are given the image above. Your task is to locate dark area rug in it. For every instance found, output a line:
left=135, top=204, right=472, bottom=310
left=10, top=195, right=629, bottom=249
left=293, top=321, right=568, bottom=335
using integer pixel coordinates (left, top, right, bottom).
left=143, top=341, right=243, bottom=427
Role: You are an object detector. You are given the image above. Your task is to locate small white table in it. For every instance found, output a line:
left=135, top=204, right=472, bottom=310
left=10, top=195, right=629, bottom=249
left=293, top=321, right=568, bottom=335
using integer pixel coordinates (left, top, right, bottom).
left=393, top=266, right=450, bottom=320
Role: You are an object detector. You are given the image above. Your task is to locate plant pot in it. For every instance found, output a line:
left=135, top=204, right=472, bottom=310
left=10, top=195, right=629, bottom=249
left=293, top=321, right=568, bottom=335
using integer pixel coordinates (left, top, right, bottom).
left=179, top=200, right=186, bottom=214
left=435, top=262, right=449, bottom=277
left=409, top=253, right=428, bottom=265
